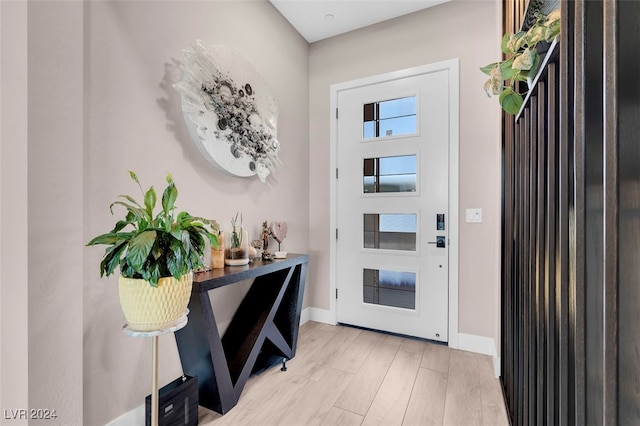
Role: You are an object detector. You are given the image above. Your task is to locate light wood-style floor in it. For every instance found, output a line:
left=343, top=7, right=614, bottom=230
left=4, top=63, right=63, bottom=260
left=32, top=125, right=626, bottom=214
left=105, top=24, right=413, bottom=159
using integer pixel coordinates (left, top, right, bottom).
left=199, top=321, right=510, bottom=426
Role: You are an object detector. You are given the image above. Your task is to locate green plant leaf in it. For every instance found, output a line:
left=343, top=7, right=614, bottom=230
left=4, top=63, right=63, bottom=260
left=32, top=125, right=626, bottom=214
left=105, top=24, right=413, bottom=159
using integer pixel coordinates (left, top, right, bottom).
left=167, top=238, right=184, bottom=278
left=480, top=62, right=498, bottom=76
left=127, top=230, right=157, bottom=271
left=546, top=9, right=560, bottom=25
left=161, top=181, right=177, bottom=217
left=87, top=231, right=133, bottom=246
left=483, top=79, right=493, bottom=97
left=144, top=186, right=156, bottom=219
left=188, top=229, right=205, bottom=254
left=110, top=200, right=147, bottom=223
left=513, top=48, right=534, bottom=70
left=197, top=217, right=219, bottom=234
left=501, top=33, right=512, bottom=54
left=180, top=230, right=193, bottom=255
left=499, top=88, right=524, bottom=115
left=166, top=253, right=181, bottom=279
left=524, top=50, right=541, bottom=78
left=209, top=232, right=219, bottom=250
left=526, top=25, right=546, bottom=46
left=116, top=195, right=143, bottom=209
left=184, top=229, right=205, bottom=271
left=506, top=31, right=526, bottom=53
left=100, top=240, right=128, bottom=277
left=492, top=72, right=504, bottom=94
left=499, top=58, right=517, bottom=80
left=112, top=220, right=130, bottom=233
left=545, top=20, right=560, bottom=41
left=143, top=262, right=161, bottom=287
left=513, top=72, right=528, bottom=82
left=176, top=211, right=194, bottom=229
left=87, top=233, right=118, bottom=246
left=147, top=232, right=162, bottom=261
left=189, top=217, right=218, bottom=250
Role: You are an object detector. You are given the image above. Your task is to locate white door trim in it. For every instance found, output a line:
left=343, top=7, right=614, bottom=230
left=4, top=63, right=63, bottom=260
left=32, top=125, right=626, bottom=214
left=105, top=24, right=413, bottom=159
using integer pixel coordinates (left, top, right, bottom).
left=329, top=58, right=460, bottom=349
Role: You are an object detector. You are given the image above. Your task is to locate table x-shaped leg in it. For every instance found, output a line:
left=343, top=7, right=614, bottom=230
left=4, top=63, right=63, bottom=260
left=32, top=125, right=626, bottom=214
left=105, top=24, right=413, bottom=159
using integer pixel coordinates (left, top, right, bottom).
left=175, top=261, right=307, bottom=414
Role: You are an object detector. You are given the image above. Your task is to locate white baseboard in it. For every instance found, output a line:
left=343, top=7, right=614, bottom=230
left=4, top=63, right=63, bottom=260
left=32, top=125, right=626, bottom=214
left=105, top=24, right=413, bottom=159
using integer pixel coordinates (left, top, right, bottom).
left=105, top=404, right=144, bottom=426
left=300, top=307, right=333, bottom=325
left=493, top=356, right=501, bottom=378
left=300, top=306, right=311, bottom=325
left=457, top=332, right=496, bottom=356
left=458, top=332, right=500, bottom=378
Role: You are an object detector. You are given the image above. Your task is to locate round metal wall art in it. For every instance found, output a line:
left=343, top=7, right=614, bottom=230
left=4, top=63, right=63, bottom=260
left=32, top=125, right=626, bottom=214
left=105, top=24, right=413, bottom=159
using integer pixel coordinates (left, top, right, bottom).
left=173, top=41, right=281, bottom=182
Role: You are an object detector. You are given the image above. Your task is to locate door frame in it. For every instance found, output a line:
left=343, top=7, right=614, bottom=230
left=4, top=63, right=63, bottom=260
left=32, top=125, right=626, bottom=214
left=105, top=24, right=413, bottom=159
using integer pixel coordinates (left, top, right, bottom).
left=328, top=59, right=460, bottom=348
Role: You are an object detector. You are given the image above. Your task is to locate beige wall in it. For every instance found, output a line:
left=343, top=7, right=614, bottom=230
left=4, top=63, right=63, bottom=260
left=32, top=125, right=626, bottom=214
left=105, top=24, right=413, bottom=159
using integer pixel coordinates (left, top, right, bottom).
left=28, top=2, right=85, bottom=423
left=308, top=0, right=502, bottom=340
left=1, top=1, right=29, bottom=423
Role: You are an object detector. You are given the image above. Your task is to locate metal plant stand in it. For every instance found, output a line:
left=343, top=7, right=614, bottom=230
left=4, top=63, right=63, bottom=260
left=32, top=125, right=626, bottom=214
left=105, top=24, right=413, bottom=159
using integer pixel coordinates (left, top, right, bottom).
left=123, top=312, right=189, bottom=426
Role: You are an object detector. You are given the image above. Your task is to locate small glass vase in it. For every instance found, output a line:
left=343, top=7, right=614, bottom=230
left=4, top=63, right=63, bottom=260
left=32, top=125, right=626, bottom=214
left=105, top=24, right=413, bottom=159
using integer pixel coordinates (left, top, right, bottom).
left=225, top=229, right=249, bottom=266
left=210, top=231, right=225, bottom=269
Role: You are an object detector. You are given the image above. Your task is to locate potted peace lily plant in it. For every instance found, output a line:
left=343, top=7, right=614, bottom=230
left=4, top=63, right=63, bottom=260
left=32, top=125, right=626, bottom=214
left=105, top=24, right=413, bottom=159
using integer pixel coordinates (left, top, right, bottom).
left=87, top=171, right=219, bottom=331
left=481, top=9, right=560, bottom=114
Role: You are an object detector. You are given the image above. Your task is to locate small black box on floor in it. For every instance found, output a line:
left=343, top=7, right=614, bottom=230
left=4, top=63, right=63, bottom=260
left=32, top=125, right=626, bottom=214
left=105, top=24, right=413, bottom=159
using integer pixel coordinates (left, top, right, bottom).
left=145, top=375, right=198, bottom=426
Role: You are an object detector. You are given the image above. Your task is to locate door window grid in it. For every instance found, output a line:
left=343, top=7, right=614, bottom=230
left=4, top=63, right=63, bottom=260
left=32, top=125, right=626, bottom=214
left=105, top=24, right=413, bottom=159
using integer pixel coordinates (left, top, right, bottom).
left=363, top=213, right=417, bottom=251
left=363, top=268, right=416, bottom=310
left=363, top=96, right=417, bottom=139
left=363, top=155, right=417, bottom=193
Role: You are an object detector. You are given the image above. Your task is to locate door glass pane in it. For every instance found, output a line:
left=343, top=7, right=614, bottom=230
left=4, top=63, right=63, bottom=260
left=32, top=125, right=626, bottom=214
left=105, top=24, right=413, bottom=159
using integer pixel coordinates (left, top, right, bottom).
left=379, top=96, right=416, bottom=119
left=363, top=96, right=416, bottom=139
left=379, top=116, right=415, bottom=137
left=363, top=122, right=376, bottom=139
left=363, top=213, right=416, bottom=251
left=363, top=155, right=416, bottom=193
left=363, top=268, right=416, bottom=309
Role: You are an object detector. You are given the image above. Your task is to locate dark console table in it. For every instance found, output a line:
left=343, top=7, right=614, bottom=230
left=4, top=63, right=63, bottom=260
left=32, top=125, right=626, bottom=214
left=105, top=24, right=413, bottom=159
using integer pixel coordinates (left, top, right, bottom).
left=174, top=254, right=308, bottom=415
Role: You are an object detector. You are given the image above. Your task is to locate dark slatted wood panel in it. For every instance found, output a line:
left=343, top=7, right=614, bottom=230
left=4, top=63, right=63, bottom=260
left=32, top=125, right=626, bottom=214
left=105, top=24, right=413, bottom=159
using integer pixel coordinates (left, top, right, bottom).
left=614, top=1, right=640, bottom=423
left=500, top=0, right=640, bottom=424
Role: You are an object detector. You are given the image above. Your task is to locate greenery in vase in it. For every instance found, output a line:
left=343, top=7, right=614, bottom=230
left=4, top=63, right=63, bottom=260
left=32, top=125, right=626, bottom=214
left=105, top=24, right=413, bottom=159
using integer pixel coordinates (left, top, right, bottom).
left=231, top=211, right=243, bottom=249
left=481, top=9, right=560, bottom=114
left=87, top=171, right=219, bottom=287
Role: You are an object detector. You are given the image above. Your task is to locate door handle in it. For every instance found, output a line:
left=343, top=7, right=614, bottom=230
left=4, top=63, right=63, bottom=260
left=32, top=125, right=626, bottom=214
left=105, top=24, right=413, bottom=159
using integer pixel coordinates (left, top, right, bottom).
left=427, top=236, right=446, bottom=248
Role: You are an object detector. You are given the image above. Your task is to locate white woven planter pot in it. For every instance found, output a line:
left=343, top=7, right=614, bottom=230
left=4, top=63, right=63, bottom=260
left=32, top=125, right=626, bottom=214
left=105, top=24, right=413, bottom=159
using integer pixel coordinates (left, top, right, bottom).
left=118, top=272, right=193, bottom=331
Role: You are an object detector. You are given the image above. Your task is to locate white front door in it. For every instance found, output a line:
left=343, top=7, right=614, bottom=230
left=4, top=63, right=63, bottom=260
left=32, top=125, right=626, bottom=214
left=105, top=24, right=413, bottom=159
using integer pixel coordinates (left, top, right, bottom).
left=335, top=64, right=453, bottom=342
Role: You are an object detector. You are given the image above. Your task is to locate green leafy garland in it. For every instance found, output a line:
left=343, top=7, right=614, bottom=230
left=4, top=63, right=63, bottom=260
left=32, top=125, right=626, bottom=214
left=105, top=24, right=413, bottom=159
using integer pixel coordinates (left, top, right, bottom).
left=481, top=9, right=560, bottom=115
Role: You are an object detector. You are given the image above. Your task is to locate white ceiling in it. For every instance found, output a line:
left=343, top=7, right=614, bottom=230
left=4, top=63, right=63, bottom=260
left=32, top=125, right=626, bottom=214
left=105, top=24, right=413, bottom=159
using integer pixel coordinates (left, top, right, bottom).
left=269, top=0, right=450, bottom=43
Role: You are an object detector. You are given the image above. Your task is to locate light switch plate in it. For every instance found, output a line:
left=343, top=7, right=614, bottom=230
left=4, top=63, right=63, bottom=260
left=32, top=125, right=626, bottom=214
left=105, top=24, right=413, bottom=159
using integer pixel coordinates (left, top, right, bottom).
left=466, top=208, right=483, bottom=223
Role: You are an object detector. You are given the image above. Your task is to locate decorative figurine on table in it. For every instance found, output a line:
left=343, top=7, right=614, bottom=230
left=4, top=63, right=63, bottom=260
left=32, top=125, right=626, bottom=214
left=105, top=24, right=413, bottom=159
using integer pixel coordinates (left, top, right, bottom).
left=261, top=221, right=273, bottom=261
left=250, top=239, right=263, bottom=260
left=270, top=221, right=288, bottom=258
left=261, top=221, right=270, bottom=251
